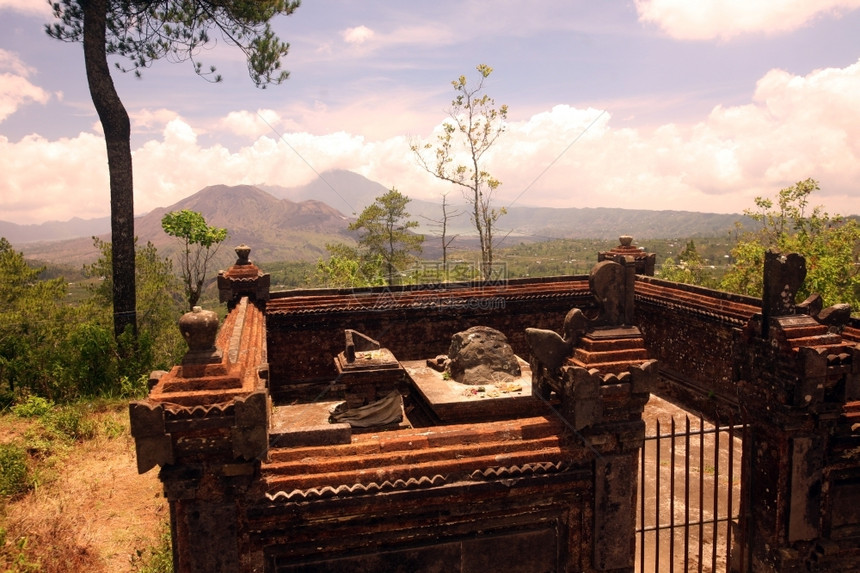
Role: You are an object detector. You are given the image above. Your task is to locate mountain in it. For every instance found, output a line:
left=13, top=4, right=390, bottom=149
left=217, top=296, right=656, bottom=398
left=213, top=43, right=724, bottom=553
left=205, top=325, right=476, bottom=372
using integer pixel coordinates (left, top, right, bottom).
left=18, top=184, right=355, bottom=266
left=261, top=169, right=388, bottom=216
left=0, top=216, right=111, bottom=244
left=265, top=170, right=749, bottom=241
left=9, top=171, right=753, bottom=266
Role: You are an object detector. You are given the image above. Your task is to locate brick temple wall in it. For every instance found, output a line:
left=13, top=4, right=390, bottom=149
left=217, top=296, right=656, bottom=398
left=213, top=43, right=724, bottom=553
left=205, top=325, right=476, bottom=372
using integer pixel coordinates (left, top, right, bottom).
left=266, top=276, right=596, bottom=400
left=264, top=275, right=759, bottom=415
left=136, top=249, right=860, bottom=572
left=634, top=276, right=760, bottom=418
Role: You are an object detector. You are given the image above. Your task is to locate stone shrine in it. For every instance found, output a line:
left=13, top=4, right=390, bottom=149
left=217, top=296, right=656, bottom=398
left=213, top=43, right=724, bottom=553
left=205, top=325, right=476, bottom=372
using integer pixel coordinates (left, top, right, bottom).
left=129, top=243, right=860, bottom=572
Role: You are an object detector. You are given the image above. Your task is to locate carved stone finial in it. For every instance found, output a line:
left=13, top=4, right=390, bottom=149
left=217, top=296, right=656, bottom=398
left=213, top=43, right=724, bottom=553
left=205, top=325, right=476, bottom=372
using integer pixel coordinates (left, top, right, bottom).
left=178, top=306, right=222, bottom=364
left=218, top=244, right=271, bottom=309
left=235, top=244, right=251, bottom=265
left=761, top=250, right=806, bottom=337
left=597, top=235, right=656, bottom=276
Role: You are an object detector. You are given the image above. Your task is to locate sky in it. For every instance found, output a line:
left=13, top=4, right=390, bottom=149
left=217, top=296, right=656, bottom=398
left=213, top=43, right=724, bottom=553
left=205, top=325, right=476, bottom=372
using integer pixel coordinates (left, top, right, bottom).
left=2, top=0, right=860, bottom=227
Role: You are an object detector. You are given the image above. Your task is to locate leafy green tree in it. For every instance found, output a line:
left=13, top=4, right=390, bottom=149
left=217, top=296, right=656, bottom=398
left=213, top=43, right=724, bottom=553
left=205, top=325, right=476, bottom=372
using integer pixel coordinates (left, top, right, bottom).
left=314, top=243, right=384, bottom=289
left=84, top=237, right=186, bottom=372
left=659, top=240, right=718, bottom=287
left=0, top=236, right=184, bottom=401
left=413, top=64, right=508, bottom=280
left=161, top=210, right=228, bottom=310
left=721, top=178, right=860, bottom=309
left=0, top=238, right=68, bottom=398
left=46, top=0, right=300, bottom=338
left=348, top=189, right=424, bottom=285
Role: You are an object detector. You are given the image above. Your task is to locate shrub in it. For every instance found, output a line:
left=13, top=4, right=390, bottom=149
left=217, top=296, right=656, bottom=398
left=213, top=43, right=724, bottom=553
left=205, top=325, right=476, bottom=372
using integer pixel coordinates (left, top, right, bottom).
left=46, top=407, right=97, bottom=442
left=0, top=443, right=31, bottom=497
left=11, top=396, right=54, bottom=419
left=131, top=518, right=173, bottom=573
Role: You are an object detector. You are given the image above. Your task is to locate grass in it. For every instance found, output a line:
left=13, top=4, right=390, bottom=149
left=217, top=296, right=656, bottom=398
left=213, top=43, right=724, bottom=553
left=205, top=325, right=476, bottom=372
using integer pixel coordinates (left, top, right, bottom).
left=130, top=520, right=173, bottom=573
left=0, top=397, right=168, bottom=572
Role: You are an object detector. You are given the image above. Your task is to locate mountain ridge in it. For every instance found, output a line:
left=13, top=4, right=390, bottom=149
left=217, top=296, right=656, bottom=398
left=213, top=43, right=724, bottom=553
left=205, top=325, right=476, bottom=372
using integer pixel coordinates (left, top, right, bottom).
left=16, top=183, right=356, bottom=267
left=8, top=170, right=752, bottom=266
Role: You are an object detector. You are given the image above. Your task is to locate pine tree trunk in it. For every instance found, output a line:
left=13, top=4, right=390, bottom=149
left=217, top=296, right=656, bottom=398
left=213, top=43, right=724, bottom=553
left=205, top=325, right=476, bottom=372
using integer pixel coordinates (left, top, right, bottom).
left=82, top=0, right=137, bottom=337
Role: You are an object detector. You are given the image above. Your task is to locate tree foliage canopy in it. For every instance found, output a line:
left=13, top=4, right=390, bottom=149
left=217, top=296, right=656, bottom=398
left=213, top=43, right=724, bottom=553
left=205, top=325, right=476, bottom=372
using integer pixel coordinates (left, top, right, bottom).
left=161, top=209, right=228, bottom=310
left=658, top=239, right=719, bottom=288
left=413, top=64, right=508, bottom=280
left=720, top=178, right=860, bottom=310
left=316, top=189, right=424, bottom=288
left=0, top=237, right=184, bottom=402
left=348, top=189, right=424, bottom=286
left=47, top=0, right=300, bottom=86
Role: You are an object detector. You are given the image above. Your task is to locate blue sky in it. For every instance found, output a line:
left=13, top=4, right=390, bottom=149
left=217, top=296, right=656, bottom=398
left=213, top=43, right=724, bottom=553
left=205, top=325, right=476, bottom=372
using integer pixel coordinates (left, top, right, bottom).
left=2, top=0, right=860, bottom=225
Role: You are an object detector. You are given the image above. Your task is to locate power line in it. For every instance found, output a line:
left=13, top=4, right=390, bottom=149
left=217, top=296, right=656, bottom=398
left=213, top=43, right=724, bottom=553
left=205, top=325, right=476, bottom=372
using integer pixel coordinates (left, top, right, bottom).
left=256, top=111, right=356, bottom=215
left=506, top=110, right=607, bottom=210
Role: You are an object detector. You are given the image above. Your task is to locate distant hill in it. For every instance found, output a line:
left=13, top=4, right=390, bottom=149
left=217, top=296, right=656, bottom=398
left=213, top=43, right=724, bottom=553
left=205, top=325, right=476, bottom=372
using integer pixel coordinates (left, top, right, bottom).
left=497, top=206, right=749, bottom=241
left=9, top=171, right=755, bottom=266
left=18, top=184, right=356, bottom=266
left=0, top=216, right=110, bottom=244
left=264, top=170, right=750, bottom=241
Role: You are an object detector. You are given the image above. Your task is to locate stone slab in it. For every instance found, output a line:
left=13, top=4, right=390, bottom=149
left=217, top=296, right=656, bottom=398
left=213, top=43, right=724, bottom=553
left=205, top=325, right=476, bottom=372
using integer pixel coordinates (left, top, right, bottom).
left=269, top=401, right=352, bottom=447
left=403, top=358, right=548, bottom=422
left=335, top=348, right=401, bottom=372
left=585, top=326, right=642, bottom=340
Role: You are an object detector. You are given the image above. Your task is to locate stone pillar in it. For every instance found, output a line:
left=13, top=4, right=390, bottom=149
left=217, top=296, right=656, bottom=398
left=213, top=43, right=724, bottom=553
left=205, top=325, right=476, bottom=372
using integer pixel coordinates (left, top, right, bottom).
left=218, top=244, right=270, bottom=310
left=130, top=300, right=270, bottom=573
left=733, top=251, right=860, bottom=571
left=527, top=259, right=658, bottom=571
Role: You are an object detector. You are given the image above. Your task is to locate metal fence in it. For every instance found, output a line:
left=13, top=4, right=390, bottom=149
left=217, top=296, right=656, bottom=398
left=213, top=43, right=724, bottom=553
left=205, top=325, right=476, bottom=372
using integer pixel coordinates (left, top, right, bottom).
left=636, top=411, right=748, bottom=573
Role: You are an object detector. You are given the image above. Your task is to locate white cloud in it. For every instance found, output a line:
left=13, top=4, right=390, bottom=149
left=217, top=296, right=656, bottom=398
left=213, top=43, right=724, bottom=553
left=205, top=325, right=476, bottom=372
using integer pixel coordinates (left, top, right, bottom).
left=130, top=108, right=181, bottom=131
left=0, top=132, right=109, bottom=223
left=0, top=73, right=51, bottom=123
left=0, top=50, right=51, bottom=122
left=635, top=0, right=860, bottom=40
left=342, top=25, right=375, bottom=45
left=0, top=0, right=52, bottom=17
left=216, top=109, right=282, bottom=139
left=0, top=48, right=33, bottom=76
left=3, top=59, right=860, bottom=225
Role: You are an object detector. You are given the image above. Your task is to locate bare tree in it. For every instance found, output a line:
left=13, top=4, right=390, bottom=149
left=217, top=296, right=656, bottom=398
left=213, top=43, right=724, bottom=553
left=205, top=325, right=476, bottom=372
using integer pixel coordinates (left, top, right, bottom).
left=412, top=64, right=508, bottom=280
left=420, top=191, right=463, bottom=281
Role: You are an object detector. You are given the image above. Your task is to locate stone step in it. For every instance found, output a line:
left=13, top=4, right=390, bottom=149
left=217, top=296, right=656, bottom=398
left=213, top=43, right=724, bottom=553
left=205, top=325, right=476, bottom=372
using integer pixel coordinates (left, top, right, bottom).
left=262, top=444, right=569, bottom=496
left=264, top=434, right=563, bottom=477
left=267, top=415, right=563, bottom=463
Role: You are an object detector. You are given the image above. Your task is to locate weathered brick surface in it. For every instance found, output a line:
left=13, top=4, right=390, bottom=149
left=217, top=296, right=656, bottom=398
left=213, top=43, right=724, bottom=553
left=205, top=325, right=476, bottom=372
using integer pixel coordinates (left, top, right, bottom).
left=266, top=277, right=595, bottom=398
left=133, top=253, right=860, bottom=572
left=635, top=276, right=759, bottom=418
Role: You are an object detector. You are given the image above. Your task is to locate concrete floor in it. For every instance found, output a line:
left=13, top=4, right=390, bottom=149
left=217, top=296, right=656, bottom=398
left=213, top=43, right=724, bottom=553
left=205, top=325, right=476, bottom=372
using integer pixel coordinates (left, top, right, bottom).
left=637, top=394, right=744, bottom=573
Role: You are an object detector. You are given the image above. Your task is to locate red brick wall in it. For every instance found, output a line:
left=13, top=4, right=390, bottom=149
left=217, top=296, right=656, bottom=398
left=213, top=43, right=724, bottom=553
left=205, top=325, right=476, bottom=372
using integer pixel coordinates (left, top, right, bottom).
left=266, top=277, right=595, bottom=400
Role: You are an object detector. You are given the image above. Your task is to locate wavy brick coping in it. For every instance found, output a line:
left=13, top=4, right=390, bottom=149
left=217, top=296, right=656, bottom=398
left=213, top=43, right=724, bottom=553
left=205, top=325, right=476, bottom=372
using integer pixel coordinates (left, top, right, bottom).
left=266, top=279, right=593, bottom=315
left=634, top=278, right=759, bottom=325
left=261, top=415, right=584, bottom=501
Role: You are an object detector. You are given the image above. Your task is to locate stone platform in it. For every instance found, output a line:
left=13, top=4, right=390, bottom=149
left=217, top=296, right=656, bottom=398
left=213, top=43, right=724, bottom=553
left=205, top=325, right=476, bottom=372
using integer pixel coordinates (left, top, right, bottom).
left=403, top=358, right=550, bottom=423
left=269, top=397, right=413, bottom=449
